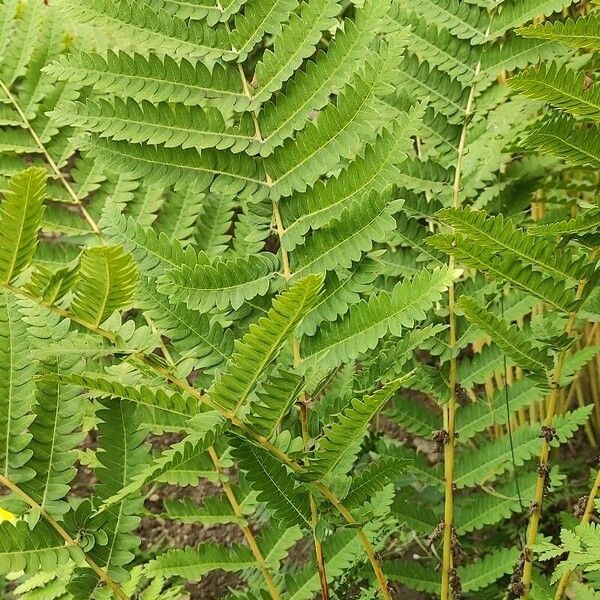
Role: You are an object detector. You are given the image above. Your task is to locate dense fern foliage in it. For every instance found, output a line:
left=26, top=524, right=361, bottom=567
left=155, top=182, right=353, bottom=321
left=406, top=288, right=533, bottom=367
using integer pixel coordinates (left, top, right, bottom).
left=0, top=0, right=600, bottom=599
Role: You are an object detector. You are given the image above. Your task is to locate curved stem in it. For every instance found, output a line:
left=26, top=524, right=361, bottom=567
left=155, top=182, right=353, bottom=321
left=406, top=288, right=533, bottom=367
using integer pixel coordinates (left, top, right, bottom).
left=0, top=474, right=128, bottom=600
left=207, top=447, right=282, bottom=600
left=272, top=196, right=329, bottom=600
left=521, top=271, right=594, bottom=597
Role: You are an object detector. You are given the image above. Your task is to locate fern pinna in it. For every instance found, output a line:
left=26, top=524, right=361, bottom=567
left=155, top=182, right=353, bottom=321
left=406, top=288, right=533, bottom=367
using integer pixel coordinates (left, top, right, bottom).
left=0, top=0, right=600, bottom=599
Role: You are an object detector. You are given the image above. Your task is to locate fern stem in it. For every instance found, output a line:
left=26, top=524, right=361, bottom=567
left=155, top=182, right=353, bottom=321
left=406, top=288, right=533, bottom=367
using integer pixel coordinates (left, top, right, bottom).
left=0, top=80, right=103, bottom=240
left=554, top=467, right=600, bottom=599
left=0, top=474, right=129, bottom=600
left=207, top=447, right=282, bottom=600
left=520, top=276, right=589, bottom=597
left=316, top=483, right=392, bottom=600
left=441, top=66, right=481, bottom=600
left=271, top=197, right=330, bottom=600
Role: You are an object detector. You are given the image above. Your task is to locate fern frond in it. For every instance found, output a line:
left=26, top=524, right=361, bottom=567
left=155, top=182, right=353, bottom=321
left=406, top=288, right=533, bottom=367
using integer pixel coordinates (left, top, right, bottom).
left=100, top=412, right=226, bottom=511
left=518, top=14, right=600, bottom=50
left=398, top=10, right=478, bottom=82
left=195, top=193, right=235, bottom=257
left=159, top=252, right=280, bottom=312
left=291, top=192, right=402, bottom=279
left=437, top=206, right=591, bottom=282
left=0, top=167, right=46, bottom=284
left=454, top=472, right=538, bottom=534
left=429, top=233, right=577, bottom=312
left=266, top=42, right=400, bottom=197
left=402, top=0, right=489, bottom=44
left=0, top=292, right=35, bottom=484
left=70, top=246, right=139, bottom=327
left=258, top=0, right=389, bottom=153
left=458, top=297, right=551, bottom=375
left=306, top=375, right=413, bottom=482
left=344, top=458, right=408, bottom=510
left=488, top=0, right=576, bottom=41
left=301, top=266, right=455, bottom=371
left=20, top=340, right=85, bottom=518
left=88, top=400, right=149, bottom=582
left=281, top=115, right=418, bottom=250
left=246, top=368, right=304, bottom=438
left=138, top=280, right=233, bottom=375
left=509, top=62, right=600, bottom=121
left=251, top=0, right=340, bottom=102
left=145, top=542, right=256, bottom=580
left=160, top=496, right=246, bottom=526
left=82, top=135, right=266, bottom=196
left=231, top=438, right=312, bottom=529
left=527, top=205, right=600, bottom=237
left=55, top=0, right=235, bottom=61
left=456, top=377, right=544, bottom=440
left=54, top=372, right=201, bottom=430
left=208, top=275, right=322, bottom=414
left=45, top=51, right=250, bottom=111
left=0, top=521, right=80, bottom=575
left=298, top=258, right=379, bottom=337
left=100, top=201, right=200, bottom=278
left=53, top=98, right=259, bottom=154
left=231, top=0, right=298, bottom=62
left=454, top=406, right=591, bottom=488
left=524, top=115, right=600, bottom=168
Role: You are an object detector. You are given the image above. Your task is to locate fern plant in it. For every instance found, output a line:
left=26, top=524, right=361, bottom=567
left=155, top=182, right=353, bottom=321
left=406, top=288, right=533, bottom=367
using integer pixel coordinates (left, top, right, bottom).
left=0, top=0, right=599, bottom=599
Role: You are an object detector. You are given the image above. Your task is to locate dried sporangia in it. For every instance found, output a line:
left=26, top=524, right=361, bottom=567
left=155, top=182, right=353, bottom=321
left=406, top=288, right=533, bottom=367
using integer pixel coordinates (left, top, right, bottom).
left=427, top=521, right=445, bottom=547
left=539, top=425, right=557, bottom=442
left=450, top=527, right=464, bottom=567
left=454, top=383, right=470, bottom=406
left=432, top=429, right=451, bottom=452
left=574, top=496, right=588, bottom=518
left=508, top=548, right=532, bottom=599
left=449, top=567, right=462, bottom=599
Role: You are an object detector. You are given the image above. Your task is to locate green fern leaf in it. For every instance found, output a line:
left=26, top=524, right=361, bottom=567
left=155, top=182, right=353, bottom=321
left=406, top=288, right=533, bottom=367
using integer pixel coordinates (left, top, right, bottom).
left=145, top=542, right=256, bottom=580
left=301, top=266, right=455, bottom=371
left=246, top=368, right=304, bottom=438
left=56, top=0, right=235, bottom=61
left=0, top=521, right=81, bottom=575
left=458, top=297, right=551, bottom=375
left=258, top=0, right=390, bottom=153
left=0, top=292, right=35, bottom=484
left=53, top=98, right=259, bottom=154
left=344, top=457, right=408, bottom=510
left=518, top=14, right=600, bottom=51
left=437, top=206, right=591, bottom=282
left=281, top=115, right=419, bottom=251
left=306, top=375, right=414, bottom=482
left=100, top=201, right=200, bottom=278
left=159, top=252, right=280, bottom=312
left=89, top=400, right=149, bottom=582
left=231, top=0, right=298, bottom=62
left=509, top=62, right=600, bottom=121
left=138, top=279, right=233, bottom=375
left=251, top=0, right=340, bottom=102
left=524, top=115, right=600, bottom=168
left=231, top=438, right=312, bottom=529
left=291, top=191, right=402, bottom=279
left=45, top=51, right=250, bottom=111
left=70, top=245, right=139, bottom=327
left=100, top=411, right=226, bottom=511
left=0, top=167, right=46, bottom=284
left=208, top=275, right=322, bottom=414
